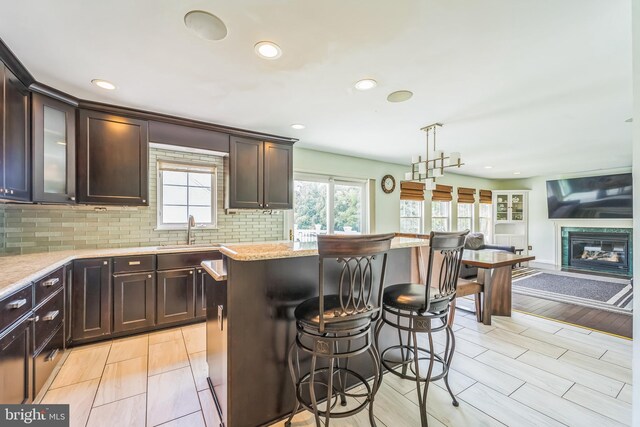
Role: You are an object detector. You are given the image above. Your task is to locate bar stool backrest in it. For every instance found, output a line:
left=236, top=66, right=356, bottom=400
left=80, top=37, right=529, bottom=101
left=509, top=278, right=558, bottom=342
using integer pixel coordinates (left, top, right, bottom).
left=421, top=230, right=469, bottom=312
left=316, top=233, right=396, bottom=332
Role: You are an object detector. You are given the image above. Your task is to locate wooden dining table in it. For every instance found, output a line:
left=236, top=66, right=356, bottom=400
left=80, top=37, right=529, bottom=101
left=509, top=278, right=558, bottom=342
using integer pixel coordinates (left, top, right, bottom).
left=462, top=250, right=536, bottom=325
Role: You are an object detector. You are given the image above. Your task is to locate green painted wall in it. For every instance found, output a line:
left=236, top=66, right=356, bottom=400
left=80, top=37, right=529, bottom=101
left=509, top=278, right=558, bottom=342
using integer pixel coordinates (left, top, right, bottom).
left=294, top=147, right=500, bottom=234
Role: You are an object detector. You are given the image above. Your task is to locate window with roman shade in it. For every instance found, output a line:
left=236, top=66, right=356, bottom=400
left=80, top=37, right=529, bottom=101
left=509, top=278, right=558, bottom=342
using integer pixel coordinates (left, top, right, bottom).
left=431, top=184, right=453, bottom=202
left=431, top=184, right=452, bottom=232
left=478, top=189, right=493, bottom=240
left=457, top=187, right=476, bottom=204
left=400, top=181, right=425, bottom=201
left=479, top=189, right=492, bottom=204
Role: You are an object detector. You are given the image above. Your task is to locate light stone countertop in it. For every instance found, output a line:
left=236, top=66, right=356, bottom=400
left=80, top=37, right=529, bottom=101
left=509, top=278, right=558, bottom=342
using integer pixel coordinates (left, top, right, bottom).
left=0, top=244, right=221, bottom=301
left=1, top=237, right=430, bottom=300
left=219, top=237, right=429, bottom=262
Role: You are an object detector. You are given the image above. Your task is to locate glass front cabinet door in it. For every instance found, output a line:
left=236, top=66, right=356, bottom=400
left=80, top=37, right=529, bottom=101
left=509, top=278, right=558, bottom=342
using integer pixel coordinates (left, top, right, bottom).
left=510, top=193, right=525, bottom=222
left=32, top=93, right=76, bottom=203
left=495, top=193, right=510, bottom=222
left=494, top=192, right=526, bottom=222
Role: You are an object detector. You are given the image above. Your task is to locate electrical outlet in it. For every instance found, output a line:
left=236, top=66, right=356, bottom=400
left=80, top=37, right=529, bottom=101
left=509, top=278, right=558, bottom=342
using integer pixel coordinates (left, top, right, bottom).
left=528, top=245, right=532, bottom=250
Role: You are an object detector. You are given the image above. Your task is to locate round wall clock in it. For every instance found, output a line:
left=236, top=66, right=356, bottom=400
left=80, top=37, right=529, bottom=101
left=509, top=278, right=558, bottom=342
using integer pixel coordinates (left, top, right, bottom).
left=381, top=174, right=396, bottom=194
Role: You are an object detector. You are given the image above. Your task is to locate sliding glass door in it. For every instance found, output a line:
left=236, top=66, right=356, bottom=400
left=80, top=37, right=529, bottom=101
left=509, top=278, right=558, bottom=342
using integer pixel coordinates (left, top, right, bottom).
left=293, top=174, right=368, bottom=242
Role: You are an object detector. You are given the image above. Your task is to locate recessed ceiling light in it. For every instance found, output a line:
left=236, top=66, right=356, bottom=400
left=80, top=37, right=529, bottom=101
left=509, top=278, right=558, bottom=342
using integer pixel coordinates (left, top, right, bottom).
left=291, top=124, right=305, bottom=130
left=184, top=10, right=228, bottom=41
left=513, top=171, right=521, bottom=175
left=484, top=166, right=493, bottom=169
left=255, top=41, right=282, bottom=59
left=91, top=79, right=116, bottom=90
left=354, top=79, right=377, bottom=90
left=387, top=90, right=413, bottom=103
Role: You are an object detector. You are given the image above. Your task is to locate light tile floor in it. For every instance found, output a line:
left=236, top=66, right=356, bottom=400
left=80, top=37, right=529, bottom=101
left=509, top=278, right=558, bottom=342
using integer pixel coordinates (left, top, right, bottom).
left=38, top=311, right=633, bottom=427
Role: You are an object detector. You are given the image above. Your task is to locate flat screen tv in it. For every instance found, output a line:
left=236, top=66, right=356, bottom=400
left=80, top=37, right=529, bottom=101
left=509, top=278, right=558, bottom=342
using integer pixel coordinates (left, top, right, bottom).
left=546, top=173, right=633, bottom=219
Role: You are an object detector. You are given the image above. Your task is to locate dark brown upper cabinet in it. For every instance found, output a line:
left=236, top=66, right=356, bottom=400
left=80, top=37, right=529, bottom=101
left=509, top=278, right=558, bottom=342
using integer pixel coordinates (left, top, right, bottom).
left=0, top=62, right=30, bottom=201
left=229, top=137, right=263, bottom=209
left=228, top=137, right=293, bottom=209
left=77, top=110, right=148, bottom=205
left=264, top=142, right=293, bottom=209
left=32, top=93, right=76, bottom=203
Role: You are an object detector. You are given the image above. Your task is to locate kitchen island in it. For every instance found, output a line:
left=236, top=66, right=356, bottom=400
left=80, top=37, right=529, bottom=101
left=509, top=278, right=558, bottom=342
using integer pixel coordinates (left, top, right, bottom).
left=201, top=238, right=427, bottom=427
left=201, top=238, right=535, bottom=426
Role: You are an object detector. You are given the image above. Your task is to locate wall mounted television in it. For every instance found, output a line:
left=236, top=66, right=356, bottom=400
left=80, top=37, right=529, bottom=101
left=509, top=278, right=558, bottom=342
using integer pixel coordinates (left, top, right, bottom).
left=546, top=173, right=633, bottom=219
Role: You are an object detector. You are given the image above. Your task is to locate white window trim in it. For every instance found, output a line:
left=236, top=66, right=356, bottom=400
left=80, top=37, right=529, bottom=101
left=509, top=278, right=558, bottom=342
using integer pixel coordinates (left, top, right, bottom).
left=400, top=199, right=424, bottom=234
left=457, top=202, right=474, bottom=232
left=293, top=172, right=370, bottom=235
left=431, top=200, right=452, bottom=232
left=156, top=160, right=218, bottom=230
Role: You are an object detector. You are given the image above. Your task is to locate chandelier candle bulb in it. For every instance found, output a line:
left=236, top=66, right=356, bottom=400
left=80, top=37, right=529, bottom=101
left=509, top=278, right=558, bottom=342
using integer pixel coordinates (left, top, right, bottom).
left=405, top=172, right=413, bottom=180
left=449, top=152, right=461, bottom=166
left=433, top=169, right=443, bottom=178
left=425, top=180, right=436, bottom=190
left=432, top=150, right=444, bottom=159
left=418, top=162, right=427, bottom=174
left=411, top=155, right=421, bottom=164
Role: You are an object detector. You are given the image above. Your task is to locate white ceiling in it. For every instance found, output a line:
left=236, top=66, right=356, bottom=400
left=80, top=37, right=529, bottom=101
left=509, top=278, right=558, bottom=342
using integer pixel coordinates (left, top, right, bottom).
left=0, top=0, right=632, bottom=179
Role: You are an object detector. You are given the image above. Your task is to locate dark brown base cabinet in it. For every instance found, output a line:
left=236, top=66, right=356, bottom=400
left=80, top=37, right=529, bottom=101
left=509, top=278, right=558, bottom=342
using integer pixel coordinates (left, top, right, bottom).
left=72, top=259, right=112, bottom=341
left=195, top=267, right=207, bottom=319
left=0, top=316, right=33, bottom=404
left=113, top=272, right=155, bottom=333
left=33, top=325, right=64, bottom=398
left=157, top=269, right=196, bottom=325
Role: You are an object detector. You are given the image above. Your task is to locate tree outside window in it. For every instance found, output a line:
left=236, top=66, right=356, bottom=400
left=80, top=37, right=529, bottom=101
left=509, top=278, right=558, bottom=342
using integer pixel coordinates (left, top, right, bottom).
left=431, top=201, right=450, bottom=232
left=457, top=203, right=473, bottom=232
left=400, top=200, right=423, bottom=233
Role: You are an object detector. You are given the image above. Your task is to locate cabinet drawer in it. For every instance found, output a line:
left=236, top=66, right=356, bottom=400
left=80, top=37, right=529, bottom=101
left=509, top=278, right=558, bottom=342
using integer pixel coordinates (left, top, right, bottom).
left=1, top=286, right=33, bottom=331
left=113, top=255, right=156, bottom=274
left=157, top=251, right=220, bottom=270
left=34, top=289, right=63, bottom=351
left=33, top=325, right=64, bottom=398
left=34, top=267, right=64, bottom=305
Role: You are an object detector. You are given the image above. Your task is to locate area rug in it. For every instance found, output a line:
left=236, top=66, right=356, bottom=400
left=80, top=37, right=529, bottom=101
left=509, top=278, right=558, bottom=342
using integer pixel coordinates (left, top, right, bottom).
left=512, top=271, right=633, bottom=314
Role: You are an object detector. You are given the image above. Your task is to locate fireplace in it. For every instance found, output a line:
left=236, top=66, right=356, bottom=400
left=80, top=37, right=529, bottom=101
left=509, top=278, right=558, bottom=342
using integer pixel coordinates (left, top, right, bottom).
left=561, top=227, right=633, bottom=276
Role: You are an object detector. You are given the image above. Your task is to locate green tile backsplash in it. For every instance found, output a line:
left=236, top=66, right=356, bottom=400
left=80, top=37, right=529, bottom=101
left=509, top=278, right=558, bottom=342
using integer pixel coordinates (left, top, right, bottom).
left=0, top=148, right=285, bottom=255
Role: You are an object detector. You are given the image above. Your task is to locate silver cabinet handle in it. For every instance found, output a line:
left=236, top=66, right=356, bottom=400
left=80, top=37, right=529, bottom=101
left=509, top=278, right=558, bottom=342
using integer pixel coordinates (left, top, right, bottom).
left=28, top=315, right=39, bottom=323
left=266, top=204, right=269, bottom=207
left=42, top=310, right=60, bottom=322
left=46, top=348, right=60, bottom=362
left=42, top=278, right=60, bottom=287
left=128, top=261, right=141, bottom=266
left=103, top=261, right=108, bottom=265
left=69, top=196, right=76, bottom=201
left=8, top=299, right=27, bottom=309
left=218, top=305, right=224, bottom=331
left=148, top=274, right=152, bottom=279
left=197, top=269, right=202, bottom=273
left=189, top=271, right=193, bottom=275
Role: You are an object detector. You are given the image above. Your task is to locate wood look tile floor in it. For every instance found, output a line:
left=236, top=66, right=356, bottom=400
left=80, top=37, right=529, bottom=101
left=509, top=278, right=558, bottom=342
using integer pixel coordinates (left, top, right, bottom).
left=38, top=312, right=633, bottom=427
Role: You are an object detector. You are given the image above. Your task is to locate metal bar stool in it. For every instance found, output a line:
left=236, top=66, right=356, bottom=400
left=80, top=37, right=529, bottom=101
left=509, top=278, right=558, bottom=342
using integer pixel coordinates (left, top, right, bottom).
left=285, top=233, right=396, bottom=427
left=374, top=230, right=468, bottom=427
